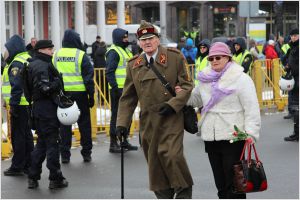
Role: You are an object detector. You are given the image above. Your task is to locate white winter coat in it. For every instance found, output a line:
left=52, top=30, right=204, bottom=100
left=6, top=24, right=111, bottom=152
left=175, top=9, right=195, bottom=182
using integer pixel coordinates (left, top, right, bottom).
left=187, top=62, right=261, bottom=141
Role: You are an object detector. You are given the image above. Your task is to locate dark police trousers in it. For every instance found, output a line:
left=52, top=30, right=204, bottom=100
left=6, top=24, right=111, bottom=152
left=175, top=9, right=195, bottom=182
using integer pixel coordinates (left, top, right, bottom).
left=28, top=117, right=64, bottom=181
left=109, top=88, right=123, bottom=138
left=59, top=91, right=92, bottom=159
left=10, top=105, right=34, bottom=170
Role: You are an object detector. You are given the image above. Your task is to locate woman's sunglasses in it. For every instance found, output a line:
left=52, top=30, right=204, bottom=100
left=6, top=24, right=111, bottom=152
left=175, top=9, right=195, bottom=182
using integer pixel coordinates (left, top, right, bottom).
left=208, top=56, right=224, bottom=62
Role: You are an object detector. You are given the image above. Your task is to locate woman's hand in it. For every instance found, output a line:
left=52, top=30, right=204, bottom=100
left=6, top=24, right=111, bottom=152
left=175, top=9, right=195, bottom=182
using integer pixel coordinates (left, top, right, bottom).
left=175, top=85, right=183, bottom=93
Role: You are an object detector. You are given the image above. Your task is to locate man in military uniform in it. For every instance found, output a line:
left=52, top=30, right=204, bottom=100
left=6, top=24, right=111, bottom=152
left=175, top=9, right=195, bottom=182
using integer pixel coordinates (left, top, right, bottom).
left=2, top=35, right=34, bottom=176
left=106, top=28, right=138, bottom=153
left=116, top=21, right=194, bottom=199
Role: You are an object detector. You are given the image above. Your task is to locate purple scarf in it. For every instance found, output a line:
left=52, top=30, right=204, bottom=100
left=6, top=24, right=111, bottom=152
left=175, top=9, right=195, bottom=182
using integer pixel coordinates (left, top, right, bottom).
left=197, top=61, right=236, bottom=114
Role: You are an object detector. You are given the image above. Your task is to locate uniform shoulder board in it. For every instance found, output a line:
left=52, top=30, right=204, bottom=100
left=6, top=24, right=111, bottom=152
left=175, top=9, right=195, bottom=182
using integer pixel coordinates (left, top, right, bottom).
left=128, top=55, right=139, bottom=62
left=167, top=47, right=181, bottom=54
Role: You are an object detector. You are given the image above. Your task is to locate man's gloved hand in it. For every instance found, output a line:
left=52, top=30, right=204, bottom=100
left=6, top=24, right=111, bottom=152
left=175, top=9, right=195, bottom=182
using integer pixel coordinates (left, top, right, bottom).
left=10, top=105, right=19, bottom=118
left=88, top=95, right=95, bottom=108
left=112, top=86, right=120, bottom=98
left=159, top=103, right=176, bottom=116
left=116, top=126, right=127, bottom=142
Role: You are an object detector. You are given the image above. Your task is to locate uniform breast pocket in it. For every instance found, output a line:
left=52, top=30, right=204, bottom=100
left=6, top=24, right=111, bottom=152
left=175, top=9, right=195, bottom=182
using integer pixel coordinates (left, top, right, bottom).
left=138, top=70, right=164, bottom=97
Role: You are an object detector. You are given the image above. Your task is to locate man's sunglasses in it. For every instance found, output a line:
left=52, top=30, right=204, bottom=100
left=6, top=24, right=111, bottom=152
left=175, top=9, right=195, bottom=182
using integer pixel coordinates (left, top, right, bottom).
left=207, top=56, right=224, bottom=62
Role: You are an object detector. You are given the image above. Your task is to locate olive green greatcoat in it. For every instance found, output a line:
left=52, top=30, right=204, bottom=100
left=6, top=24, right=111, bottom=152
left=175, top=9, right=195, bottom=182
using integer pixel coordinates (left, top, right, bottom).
left=116, top=46, right=194, bottom=191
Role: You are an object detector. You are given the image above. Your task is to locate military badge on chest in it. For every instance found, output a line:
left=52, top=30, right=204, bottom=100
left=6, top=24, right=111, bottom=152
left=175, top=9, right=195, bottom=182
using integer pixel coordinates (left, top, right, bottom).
left=11, top=67, right=19, bottom=76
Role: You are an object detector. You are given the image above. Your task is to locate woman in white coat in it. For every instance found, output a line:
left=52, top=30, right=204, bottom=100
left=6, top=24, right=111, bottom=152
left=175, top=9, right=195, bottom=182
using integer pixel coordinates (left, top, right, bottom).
left=176, top=42, right=261, bottom=199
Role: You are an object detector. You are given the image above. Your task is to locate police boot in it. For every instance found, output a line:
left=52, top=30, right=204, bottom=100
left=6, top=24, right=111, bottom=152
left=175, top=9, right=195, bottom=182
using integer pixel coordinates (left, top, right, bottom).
left=122, top=135, right=138, bottom=151
left=49, top=179, right=68, bottom=189
left=3, top=167, right=24, bottom=176
left=284, top=118, right=299, bottom=142
left=109, top=135, right=122, bottom=153
left=28, top=179, right=39, bottom=189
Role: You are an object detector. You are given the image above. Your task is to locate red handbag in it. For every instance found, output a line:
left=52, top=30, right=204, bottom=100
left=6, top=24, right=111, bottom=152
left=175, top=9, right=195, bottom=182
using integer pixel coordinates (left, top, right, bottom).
left=232, top=143, right=268, bottom=193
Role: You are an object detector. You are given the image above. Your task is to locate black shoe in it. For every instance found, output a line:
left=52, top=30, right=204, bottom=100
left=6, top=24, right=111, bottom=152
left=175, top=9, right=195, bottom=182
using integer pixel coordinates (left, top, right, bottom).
left=61, top=157, right=70, bottom=164
left=3, top=168, right=24, bottom=176
left=28, top=179, right=39, bottom=189
left=284, top=113, right=293, bottom=119
left=122, top=140, right=138, bottom=151
left=109, top=142, right=122, bottom=153
left=83, top=155, right=92, bottom=162
left=49, top=179, right=68, bottom=189
left=23, top=168, right=29, bottom=175
left=284, top=134, right=299, bottom=141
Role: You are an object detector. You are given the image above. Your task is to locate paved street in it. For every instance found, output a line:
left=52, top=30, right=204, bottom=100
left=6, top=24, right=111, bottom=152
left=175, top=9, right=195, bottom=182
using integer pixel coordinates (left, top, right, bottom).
left=1, top=112, right=299, bottom=199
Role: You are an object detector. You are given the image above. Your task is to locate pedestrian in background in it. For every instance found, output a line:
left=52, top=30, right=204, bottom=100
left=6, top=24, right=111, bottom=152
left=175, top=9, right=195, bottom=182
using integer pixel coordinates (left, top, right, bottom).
left=53, top=29, right=94, bottom=163
left=283, top=28, right=299, bottom=142
left=26, top=37, right=37, bottom=56
left=176, top=42, right=261, bottom=199
left=105, top=28, right=138, bottom=153
left=249, top=39, right=260, bottom=61
left=91, top=36, right=101, bottom=63
left=2, top=35, right=34, bottom=176
left=25, top=40, right=68, bottom=189
left=116, top=21, right=194, bottom=199
left=181, top=38, right=197, bottom=64
left=232, top=37, right=253, bottom=74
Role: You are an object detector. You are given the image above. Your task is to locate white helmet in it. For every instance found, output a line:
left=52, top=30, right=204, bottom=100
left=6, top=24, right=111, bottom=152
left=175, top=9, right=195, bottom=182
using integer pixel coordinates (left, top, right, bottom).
left=57, top=101, right=80, bottom=125
left=279, top=74, right=295, bottom=91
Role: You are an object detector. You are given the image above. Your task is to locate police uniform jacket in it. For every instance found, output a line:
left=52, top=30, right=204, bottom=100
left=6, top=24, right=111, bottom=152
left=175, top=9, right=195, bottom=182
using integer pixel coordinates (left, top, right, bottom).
left=27, top=52, right=63, bottom=119
left=117, top=45, right=194, bottom=191
left=5, top=35, right=28, bottom=106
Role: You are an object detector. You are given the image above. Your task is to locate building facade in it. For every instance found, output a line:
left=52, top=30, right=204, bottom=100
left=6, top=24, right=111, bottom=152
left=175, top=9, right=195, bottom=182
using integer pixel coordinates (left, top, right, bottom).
left=1, top=1, right=299, bottom=52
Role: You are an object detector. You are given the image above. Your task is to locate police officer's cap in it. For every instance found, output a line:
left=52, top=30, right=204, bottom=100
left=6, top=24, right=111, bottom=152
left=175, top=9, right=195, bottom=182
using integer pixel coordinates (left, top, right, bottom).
left=34, top=40, right=54, bottom=50
left=137, top=20, right=159, bottom=40
left=290, top=28, right=299, bottom=36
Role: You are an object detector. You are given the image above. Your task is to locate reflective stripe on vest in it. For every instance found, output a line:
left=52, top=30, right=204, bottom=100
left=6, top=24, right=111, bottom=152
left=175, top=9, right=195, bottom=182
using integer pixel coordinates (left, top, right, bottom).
left=1, top=65, right=11, bottom=104
left=53, top=48, right=86, bottom=91
left=194, top=56, right=208, bottom=86
left=106, top=45, right=133, bottom=89
left=9, top=52, right=31, bottom=105
left=232, top=50, right=253, bottom=73
left=281, top=44, right=290, bottom=55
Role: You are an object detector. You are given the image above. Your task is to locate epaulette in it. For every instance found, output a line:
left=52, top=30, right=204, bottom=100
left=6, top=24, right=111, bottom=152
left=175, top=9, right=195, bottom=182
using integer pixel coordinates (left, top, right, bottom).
left=167, top=47, right=181, bottom=54
left=128, top=54, right=139, bottom=63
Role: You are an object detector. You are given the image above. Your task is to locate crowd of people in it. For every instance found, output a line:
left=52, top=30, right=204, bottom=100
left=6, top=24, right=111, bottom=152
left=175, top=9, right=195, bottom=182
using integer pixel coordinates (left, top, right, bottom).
left=1, top=19, right=298, bottom=198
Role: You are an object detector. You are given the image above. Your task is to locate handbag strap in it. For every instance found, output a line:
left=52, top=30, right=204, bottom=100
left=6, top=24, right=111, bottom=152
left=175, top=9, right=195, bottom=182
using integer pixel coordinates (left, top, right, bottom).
left=239, top=142, right=261, bottom=163
left=144, top=54, right=176, bottom=97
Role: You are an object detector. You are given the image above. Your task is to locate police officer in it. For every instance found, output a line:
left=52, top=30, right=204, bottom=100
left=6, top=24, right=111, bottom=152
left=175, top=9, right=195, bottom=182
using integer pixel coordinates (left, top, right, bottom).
left=232, top=37, right=253, bottom=74
left=2, top=35, right=34, bottom=176
left=25, top=40, right=68, bottom=189
left=116, top=21, right=194, bottom=198
left=53, top=29, right=94, bottom=163
left=195, top=39, right=210, bottom=85
left=284, top=28, right=299, bottom=142
left=106, top=28, right=138, bottom=153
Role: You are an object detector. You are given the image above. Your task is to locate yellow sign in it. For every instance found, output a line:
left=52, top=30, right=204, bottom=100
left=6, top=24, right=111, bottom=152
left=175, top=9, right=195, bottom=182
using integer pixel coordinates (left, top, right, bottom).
left=106, top=7, right=131, bottom=25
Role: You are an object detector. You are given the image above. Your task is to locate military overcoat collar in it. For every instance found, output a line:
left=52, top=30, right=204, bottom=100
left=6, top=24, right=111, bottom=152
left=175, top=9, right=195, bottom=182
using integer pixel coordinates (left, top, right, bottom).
left=133, top=46, right=168, bottom=69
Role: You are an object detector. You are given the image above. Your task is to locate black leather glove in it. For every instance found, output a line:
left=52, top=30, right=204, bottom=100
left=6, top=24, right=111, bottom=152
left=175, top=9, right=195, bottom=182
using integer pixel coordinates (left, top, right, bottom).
left=112, top=86, right=120, bottom=98
left=88, top=95, right=95, bottom=108
left=10, top=105, right=19, bottom=118
left=116, top=126, right=127, bottom=142
left=159, top=103, right=176, bottom=116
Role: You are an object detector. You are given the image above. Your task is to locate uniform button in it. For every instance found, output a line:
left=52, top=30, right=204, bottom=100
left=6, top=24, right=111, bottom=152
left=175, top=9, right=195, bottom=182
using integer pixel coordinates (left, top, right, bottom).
left=164, top=92, right=168, bottom=95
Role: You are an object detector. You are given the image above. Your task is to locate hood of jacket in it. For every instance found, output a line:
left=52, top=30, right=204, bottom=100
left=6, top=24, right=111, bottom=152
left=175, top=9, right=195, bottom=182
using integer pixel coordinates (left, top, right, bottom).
left=62, top=29, right=83, bottom=50
left=233, top=37, right=246, bottom=55
left=112, top=28, right=128, bottom=47
left=5, top=35, right=26, bottom=63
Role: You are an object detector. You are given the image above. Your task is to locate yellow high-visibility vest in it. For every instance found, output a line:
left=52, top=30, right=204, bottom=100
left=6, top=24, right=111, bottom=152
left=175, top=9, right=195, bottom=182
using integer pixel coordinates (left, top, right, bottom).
left=281, top=44, right=290, bottom=55
left=232, top=50, right=253, bottom=73
left=7, top=52, right=31, bottom=105
left=52, top=48, right=86, bottom=91
left=1, top=65, right=11, bottom=104
left=194, top=56, right=208, bottom=86
left=106, top=44, right=133, bottom=89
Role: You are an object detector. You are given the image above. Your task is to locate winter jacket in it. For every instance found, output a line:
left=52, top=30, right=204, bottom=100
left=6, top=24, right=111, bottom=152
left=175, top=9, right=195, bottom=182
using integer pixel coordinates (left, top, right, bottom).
left=187, top=62, right=261, bottom=142
left=265, top=45, right=278, bottom=60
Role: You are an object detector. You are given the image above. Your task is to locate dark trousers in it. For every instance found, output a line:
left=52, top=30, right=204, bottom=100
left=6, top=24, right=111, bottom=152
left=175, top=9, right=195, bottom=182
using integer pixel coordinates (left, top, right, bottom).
left=59, top=92, right=92, bottom=159
left=205, top=140, right=246, bottom=199
left=10, top=105, right=34, bottom=170
left=109, top=88, right=123, bottom=137
left=28, top=117, right=64, bottom=181
left=287, top=90, right=292, bottom=114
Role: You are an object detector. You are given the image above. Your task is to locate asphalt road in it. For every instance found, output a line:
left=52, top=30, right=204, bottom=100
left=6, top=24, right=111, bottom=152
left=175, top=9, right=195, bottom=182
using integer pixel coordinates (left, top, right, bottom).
left=1, top=112, right=299, bottom=199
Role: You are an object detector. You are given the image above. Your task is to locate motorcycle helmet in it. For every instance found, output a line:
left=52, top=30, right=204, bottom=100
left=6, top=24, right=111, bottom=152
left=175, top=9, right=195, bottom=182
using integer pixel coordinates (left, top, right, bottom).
left=279, top=72, right=295, bottom=91
left=57, top=92, right=80, bottom=125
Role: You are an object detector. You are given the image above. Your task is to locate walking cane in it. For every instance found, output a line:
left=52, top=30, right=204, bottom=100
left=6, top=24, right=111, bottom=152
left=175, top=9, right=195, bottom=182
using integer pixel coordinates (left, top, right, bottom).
left=121, top=135, right=125, bottom=199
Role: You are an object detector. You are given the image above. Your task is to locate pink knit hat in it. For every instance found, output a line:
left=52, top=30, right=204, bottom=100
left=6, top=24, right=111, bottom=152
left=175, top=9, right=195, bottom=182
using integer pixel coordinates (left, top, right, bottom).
left=208, top=42, right=232, bottom=58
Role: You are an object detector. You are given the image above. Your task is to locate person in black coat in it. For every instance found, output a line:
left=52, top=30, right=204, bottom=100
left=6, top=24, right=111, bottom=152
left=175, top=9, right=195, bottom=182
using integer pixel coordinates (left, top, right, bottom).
left=284, top=28, right=299, bottom=142
left=25, top=40, right=68, bottom=189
